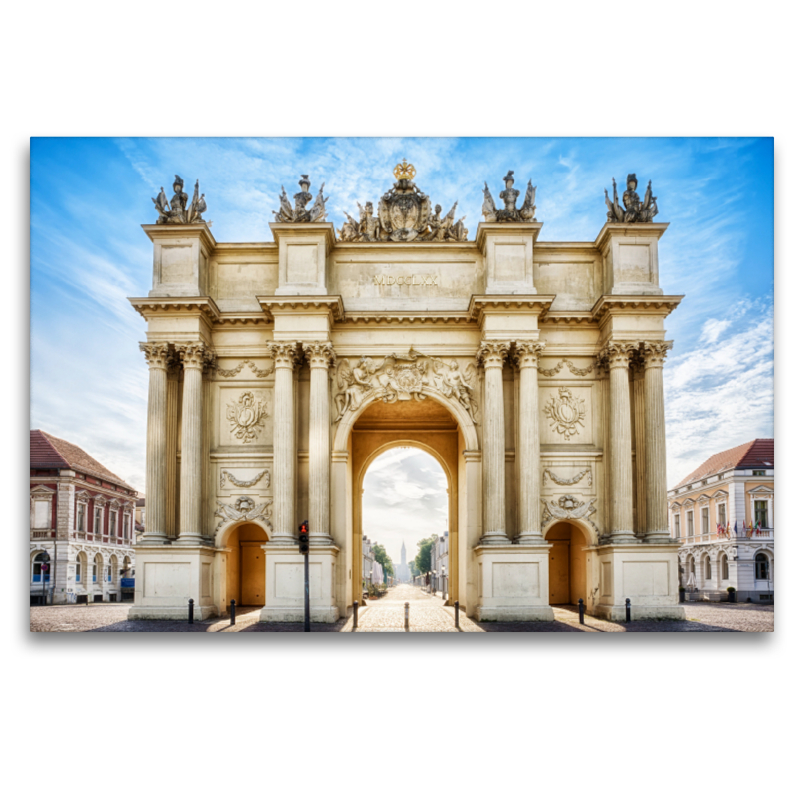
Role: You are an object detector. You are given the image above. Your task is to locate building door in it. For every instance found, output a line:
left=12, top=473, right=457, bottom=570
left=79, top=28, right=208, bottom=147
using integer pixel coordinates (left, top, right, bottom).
left=241, top=543, right=266, bottom=606
left=549, top=541, right=570, bottom=604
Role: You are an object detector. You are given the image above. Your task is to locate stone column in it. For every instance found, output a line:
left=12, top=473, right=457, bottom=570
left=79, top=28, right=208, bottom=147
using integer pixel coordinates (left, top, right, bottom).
left=267, top=342, right=301, bottom=546
left=304, top=342, right=335, bottom=545
left=604, top=342, right=636, bottom=541
left=643, top=341, right=672, bottom=542
left=514, top=340, right=545, bottom=544
left=477, top=341, right=511, bottom=544
left=139, top=343, right=171, bottom=544
left=176, top=343, right=210, bottom=545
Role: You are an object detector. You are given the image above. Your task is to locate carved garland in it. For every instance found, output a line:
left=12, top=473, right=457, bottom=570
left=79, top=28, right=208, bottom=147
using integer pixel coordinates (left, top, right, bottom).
left=214, top=496, right=273, bottom=533
left=537, top=358, right=594, bottom=377
left=541, top=494, right=597, bottom=525
left=216, top=360, right=274, bottom=378
left=220, top=469, right=271, bottom=489
left=543, top=467, right=593, bottom=487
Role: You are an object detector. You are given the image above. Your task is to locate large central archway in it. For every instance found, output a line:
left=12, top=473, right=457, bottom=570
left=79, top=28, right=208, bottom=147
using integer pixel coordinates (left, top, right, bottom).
left=331, top=389, right=481, bottom=616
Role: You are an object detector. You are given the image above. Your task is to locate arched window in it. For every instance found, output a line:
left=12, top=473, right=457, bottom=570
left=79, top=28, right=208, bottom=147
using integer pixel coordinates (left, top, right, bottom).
left=721, top=553, right=729, bottom=581
left=755, top=553, right=770, bottom=581
left=75, top=555, right=82, bottom=582
left=689, top=556, right=695, bottom=575
left=32, top=552, right=50, bottom=582
left=705, top=556, right=712, bottom=580
left=93, top=554, right=101, bottom=583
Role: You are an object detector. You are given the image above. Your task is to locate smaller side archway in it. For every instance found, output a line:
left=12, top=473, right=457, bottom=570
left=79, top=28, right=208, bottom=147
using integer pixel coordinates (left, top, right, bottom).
left=544, top=521, right=589, bottom=605
left=221, top=521, right=271, bottom=608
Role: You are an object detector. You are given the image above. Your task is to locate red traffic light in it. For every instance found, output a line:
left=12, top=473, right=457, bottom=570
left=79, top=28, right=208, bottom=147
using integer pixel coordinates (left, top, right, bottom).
left=299, top=520, right=309, bottom=535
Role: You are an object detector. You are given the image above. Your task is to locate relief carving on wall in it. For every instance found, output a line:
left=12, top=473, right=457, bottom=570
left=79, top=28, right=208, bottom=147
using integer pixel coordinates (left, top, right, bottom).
left=226, top=391, right=269, bottom=443
left=542, top=467, right=593, bottom=487
left=219, top=469, right=271, bottom=490
left=216, top=360, right=274, bottom=378
left=537, top=359, right=594, bottom=377
left=541, top=494, right=597, bottom=525
left=214, top=496, right=273, bottom=533
left=544, top=387, right=586, bottom=440
left=333, top=348, right=478, bottom=422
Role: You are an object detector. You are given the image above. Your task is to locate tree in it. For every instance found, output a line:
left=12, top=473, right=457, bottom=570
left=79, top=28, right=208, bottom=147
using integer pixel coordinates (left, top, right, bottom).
left=414, top=536, right=436, bottom=574
left=371, top=543, right=394, bottom=580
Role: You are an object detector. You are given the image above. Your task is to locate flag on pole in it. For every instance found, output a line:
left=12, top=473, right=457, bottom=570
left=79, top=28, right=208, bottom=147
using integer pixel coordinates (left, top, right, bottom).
left=733, top=521, right=738, bottom=536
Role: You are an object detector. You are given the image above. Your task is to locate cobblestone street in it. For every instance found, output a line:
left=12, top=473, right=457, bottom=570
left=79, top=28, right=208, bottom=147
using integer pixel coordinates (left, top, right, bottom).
left=30, top=586, right=774, bottom=632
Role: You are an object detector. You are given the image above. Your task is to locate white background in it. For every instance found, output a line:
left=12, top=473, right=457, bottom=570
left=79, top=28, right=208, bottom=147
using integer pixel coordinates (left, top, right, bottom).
left=4, top=2, right=794, bottom=799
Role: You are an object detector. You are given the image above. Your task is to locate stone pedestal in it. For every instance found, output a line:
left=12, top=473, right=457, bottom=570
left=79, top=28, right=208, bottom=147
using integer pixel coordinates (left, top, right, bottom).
left=474, top=544, right=554, bottom=621
left=271, top=223, right=336, bottom=296
left=259, top=544, right=339, bottom=623
left=476, top=222, right=542, bottom=294
left=127, top=545, right=218, bottom=620
left=595, top=223, right=668, bottom=296
left=591, top=542, right=685, bottom=621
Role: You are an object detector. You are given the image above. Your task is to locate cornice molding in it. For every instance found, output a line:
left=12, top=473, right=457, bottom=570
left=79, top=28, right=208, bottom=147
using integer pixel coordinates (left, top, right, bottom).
left=257, top=295, right=344, bottom=322
left=141, top=222, right=217, bottom=251
left=468, top=295, right=555, bottom=324
left=129, top=296, right=221, bottom=323
left=591, top=295, right=683, bottom=325
left=341, top=311, right=473, bottom=326
left=594, top=222, right=670, bottom=251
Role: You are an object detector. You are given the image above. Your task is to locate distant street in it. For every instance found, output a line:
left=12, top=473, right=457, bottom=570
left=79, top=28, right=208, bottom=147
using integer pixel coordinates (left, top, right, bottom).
left=29, top=594, right=773, bottom=633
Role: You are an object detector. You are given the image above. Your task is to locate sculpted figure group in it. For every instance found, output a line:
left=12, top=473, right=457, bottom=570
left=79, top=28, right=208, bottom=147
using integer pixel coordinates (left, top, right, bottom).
left=333, top=348, right=478, bottom=423
left=151, top=163, right=661, bottom=233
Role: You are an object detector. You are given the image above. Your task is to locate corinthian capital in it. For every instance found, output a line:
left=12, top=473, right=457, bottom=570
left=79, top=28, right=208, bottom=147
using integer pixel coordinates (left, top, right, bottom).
left=176, top=342, right=211, bottom=370
left=476, top=340, right=511, bottom=369
left=512, top=340, right=545, bottom=369
left=642, top=340, right=673, bottom=368
left=303, top=342, right=336, bottom=370
left=266, top=341, right=302, bottom=370
left=600, top=341, right=636, bottom=369
left=139, top=342, right=171, bottom=369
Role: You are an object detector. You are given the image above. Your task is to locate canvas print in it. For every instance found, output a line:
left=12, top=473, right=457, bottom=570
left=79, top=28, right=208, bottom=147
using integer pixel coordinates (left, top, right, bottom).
left=29, top=137, right=774, bottom=632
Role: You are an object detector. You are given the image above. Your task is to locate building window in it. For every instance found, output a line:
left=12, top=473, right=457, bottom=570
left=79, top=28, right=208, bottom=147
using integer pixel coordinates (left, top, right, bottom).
left=92, top=559, right=98, bottom=583
left=109, top=510, right=117, bottom=538
left=753, top=470, right=766, bottom=476
left=705, top=557, right=712, bottom=580
left=94, top=507, right=103, bottom=535
left=77, top=503, right=86, bottom=532
left=754, top=554, right=770, bottom=581
left=701, top=508, right=709, bottom=534
left=754, top=500, right=768, bottom=528
left=106, top=565, right=112, bottom=582
left=687, top=511, right=694, bottom=537
left=75, top=556, right=82, bottom=583
left=32, top=552, right=50, bottom=582
left=717, top=504, right=727, bottom=528
left=721, top=554, right=729, bottom=581
left=674, top=515, right=681, bottom=538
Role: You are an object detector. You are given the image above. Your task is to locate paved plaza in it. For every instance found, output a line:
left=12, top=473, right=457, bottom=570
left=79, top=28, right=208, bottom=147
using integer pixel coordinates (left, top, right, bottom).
left=30, top=584, right=774, bottom=632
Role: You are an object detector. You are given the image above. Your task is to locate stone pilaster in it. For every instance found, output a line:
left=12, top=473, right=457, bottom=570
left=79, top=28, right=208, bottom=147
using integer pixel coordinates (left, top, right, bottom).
left=176, top=343, right=211, bottom=545
left=643, top=341, right=672, bottom=542
left=139, top=343, right=170, bottom=544
left=632, top=353, right=647, bottom=537
left=304, top=342, right=335, bottom=545
left=267, top=341, right=301, bottom=546
left=477, top=341, right=511, bottom=545
left=513, top=340, right=545, bottom=544
left=603, top=342, right=637, bottom=542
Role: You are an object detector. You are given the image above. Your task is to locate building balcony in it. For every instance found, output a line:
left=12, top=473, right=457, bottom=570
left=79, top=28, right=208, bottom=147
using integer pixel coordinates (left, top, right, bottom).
left=31, top=530, right=53, bottom=539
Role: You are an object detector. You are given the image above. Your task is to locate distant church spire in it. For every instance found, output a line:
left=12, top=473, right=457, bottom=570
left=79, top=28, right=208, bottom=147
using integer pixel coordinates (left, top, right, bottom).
left=401, top=540, right=407, bottom=565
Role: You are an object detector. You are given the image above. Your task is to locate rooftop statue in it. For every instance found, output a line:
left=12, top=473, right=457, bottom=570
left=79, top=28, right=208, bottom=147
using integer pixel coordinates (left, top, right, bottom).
left=273, top=175, right=329, bottom=223
left=481, top=171, right=537, bottom=223
left=338, top=160, right=468, bottom=243
left=153, top=175, right=208, bottom=224
left=604, top=173, right=658, bottom=223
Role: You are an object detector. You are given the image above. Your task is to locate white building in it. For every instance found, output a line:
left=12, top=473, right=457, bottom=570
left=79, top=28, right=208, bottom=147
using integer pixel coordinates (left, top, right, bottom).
left=670, top=439, right=773, bottom=602
left=362, top=536, right=375, bottom=591
left=30, top=430, right=138, bottom=604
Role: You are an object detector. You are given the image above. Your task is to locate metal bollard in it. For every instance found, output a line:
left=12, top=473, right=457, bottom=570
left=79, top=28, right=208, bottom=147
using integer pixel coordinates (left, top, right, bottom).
left=353, top=601, right=359, bottom=630
left=188, top=598, right=194, bottom=624
left=404, top=601, right=410, bottom=631
left=625, top=597, right=631, bottom=622
left=578, top=598, right=585, bottom=625
left=230, top=599, right=236, bottom=626
left=454, top=600, right=460, bottom=628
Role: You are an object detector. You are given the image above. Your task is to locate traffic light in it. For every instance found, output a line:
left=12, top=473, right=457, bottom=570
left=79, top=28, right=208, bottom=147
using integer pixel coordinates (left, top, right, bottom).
left=298, top=520, right=309, bottom=555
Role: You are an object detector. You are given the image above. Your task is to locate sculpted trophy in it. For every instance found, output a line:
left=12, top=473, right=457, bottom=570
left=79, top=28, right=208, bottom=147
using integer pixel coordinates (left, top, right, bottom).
left=604, top=173, right=658, bottom=223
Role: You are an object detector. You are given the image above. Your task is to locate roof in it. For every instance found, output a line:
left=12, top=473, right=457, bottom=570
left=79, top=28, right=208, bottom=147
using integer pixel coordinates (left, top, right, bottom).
left=30, top=430, right=136, bottom=492
left=673, top=439, right=774, bottom=490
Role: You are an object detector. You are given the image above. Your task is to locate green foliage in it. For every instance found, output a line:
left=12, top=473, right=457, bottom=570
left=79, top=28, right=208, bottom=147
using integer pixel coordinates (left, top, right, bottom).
left=414, top=536, right=436, bottom=574
left=371, top=543, right=394, bottom=577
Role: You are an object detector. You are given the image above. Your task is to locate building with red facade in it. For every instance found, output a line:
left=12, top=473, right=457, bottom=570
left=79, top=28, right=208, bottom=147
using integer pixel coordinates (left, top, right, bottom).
left=30, top=430, right=138, bottom=604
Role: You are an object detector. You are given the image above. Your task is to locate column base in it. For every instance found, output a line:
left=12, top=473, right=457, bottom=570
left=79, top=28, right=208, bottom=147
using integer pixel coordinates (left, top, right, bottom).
left=479, top=532, right=512, bottom=546
left=138, top=533, right=169, bottom=545
left=309, top=535, right=334, bottom=546
left=174, top=534, right=211, bottom=547
left=515, top=533, right=545, bottom=545
left=474, top=543, right=553, bottom=621
left=269, top=534, right=297, bottom=547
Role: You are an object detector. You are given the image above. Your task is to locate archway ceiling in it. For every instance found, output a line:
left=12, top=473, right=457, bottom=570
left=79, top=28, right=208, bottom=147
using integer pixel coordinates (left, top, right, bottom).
left=353, top=397, right=457, bottom=432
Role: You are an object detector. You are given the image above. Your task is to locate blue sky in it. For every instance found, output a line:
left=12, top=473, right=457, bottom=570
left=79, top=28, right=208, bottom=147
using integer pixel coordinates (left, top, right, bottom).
left=30, top=137, right=774, bottom=563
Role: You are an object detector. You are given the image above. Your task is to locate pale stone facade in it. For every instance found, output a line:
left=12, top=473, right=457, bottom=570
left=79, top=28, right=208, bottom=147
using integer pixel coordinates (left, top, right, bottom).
left=129, top=167, right=685, bottom=622
left=670, top=439, right=774, bottom=602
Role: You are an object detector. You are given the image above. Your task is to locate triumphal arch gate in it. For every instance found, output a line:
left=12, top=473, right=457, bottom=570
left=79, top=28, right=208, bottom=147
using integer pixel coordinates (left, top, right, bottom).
left=130, top=165, right=685, bottom=622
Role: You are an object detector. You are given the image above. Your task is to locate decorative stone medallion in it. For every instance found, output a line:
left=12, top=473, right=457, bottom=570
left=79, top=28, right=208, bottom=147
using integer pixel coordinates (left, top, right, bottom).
left=226, top=391, right=269, bottom=444
left=544, top=387, right=586, bottom=440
